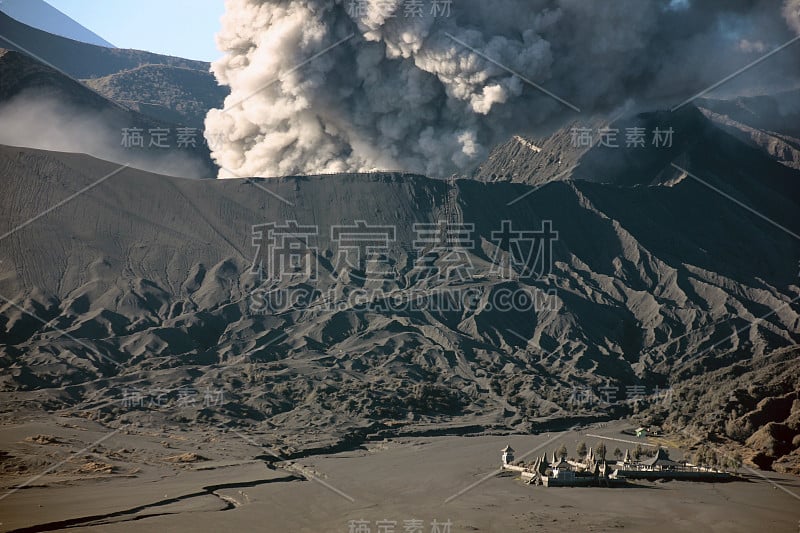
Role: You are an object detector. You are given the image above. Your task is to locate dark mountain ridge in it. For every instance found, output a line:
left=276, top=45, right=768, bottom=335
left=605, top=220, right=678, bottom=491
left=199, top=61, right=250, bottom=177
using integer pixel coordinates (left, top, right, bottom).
left=1, top=142, right=797, bottom=465
left=0, top=11, right=205, bottom=79
left=0, top=11, right=227, bottom=128
left=0, top=48, right=216, bottom=177
left=0, top=11, right=799, bottom=471
left=0, top=0, right=115, bottom=47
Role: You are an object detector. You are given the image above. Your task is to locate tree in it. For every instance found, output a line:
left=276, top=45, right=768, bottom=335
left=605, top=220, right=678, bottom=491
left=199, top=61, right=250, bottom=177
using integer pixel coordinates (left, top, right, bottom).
left=634, top=444, right=643, bottom=460
left=577, top=442, right=587, bottom=457
left=557, top=444, right=568, bottom=458
left=731, top=452, right=743, bottom=470
left=613, top=447, right=622, bottom=460
left=693, top=446, right=707, bottom=467
left=725, top=415, right=749, bottom=442
left=596, top=442, right=607, bottom=460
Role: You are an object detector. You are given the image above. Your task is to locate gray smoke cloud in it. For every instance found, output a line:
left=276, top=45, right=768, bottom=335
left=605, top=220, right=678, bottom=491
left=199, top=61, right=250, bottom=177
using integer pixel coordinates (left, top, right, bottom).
left=785, top=0, right=800, bottom=33
left=205, top=0, right=800, bottom=178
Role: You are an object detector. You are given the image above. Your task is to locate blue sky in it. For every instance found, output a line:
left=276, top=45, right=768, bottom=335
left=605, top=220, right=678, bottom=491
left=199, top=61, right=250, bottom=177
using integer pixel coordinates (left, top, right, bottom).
left=46, top=0, right=225, bottom=62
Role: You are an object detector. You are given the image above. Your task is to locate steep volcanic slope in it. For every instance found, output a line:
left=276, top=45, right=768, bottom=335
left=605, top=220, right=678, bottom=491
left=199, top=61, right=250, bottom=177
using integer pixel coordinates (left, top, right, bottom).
left=83, top=64, right=228, bottom=128
left=0, top=11, right=204, bottom=78
left=474, top=103, right=800, bottom=214
left=0, top=49, right=215, bottom=177
left=0, top=0, right=115, bottom=47
left=698, top=90, right=800, bottom=140
left=0, top=49, right=147, bottom=119
left=1, top=144, right=798, bottom=454
left=471, top=119, right=598, bottom=186
left=0, top=11, right=226, bottom=128
left=697, top=90, right=800, bottom=170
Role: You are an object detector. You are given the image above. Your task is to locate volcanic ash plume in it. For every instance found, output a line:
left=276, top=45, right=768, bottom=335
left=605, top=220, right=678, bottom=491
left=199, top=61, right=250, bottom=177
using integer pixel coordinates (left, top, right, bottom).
left=205, top=0, right=800, bottom=178
left=785, top=0, right=800, bottom=33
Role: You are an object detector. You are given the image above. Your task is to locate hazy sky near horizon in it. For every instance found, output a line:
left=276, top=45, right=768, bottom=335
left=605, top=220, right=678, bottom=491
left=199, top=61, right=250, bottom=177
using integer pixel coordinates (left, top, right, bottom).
left=45, top=0, right=224, bottom=61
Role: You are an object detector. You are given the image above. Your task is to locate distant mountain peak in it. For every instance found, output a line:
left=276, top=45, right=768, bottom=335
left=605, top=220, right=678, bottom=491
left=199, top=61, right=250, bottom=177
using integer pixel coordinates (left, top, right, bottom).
left=0, top=0, right=114, bottom=48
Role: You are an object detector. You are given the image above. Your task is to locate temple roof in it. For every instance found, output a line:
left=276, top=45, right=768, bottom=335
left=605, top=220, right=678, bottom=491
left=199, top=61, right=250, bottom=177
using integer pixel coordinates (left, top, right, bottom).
left=641, top=447, right=680, bottom=467
left=501, top=445, right=515, bottom=453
